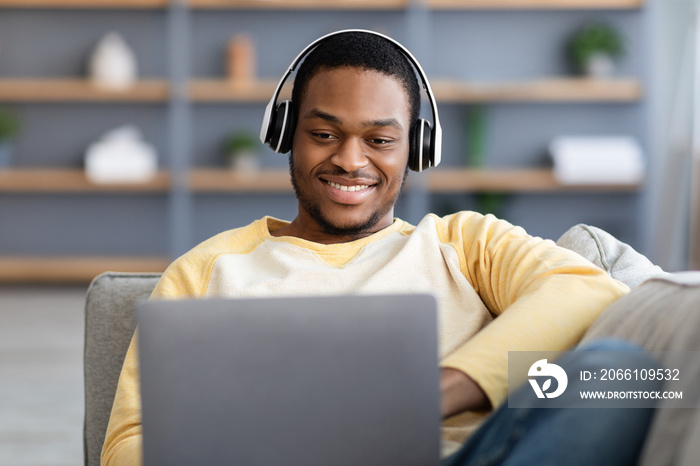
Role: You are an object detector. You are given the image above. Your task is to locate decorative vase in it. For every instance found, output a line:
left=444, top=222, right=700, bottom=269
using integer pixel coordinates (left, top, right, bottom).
left=0, top=142, right=12, bottom=168
left=585, top=53, right=616, bottom=78
left=227, top=35, right=256, bottom=84
left=228, top=151, right=259, bottom=173
left=89, top=32, right=138, bottom=91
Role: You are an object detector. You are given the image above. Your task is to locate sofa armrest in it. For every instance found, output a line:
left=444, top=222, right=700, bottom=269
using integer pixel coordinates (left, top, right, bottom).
left=556, top=224, right=669, bottom=288
left=83, top=272, right=161, bottom=466
left=580, top=272, right=700, bottom=466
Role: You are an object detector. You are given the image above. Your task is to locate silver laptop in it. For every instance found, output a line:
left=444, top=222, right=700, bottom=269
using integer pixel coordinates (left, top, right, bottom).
left=137, top=294, right=440, bottom=466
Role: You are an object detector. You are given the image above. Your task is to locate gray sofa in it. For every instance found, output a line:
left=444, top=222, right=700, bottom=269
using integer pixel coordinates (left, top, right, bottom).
left=83, top=225, right=700, bottom=466
left=558, top=224, right=700, bottom=465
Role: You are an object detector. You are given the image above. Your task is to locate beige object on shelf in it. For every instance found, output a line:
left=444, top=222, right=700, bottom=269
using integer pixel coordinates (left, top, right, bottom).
left=88, top=32, right=138, bottom=91
left=227, top=34, right=256, bottom=84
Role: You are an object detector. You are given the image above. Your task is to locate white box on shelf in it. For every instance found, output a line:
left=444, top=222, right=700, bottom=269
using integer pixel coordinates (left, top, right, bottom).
left=550, top=136, right=645, bottom=185
left=85, top=126, right=157, bottom=184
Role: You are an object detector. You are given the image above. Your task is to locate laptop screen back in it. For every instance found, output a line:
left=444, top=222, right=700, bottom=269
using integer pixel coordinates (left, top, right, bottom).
left=138, top=294, right=440, bottom=466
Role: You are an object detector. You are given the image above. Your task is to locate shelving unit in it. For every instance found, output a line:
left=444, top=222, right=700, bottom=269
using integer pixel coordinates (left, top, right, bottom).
left=0, top=0, right=648, bottom=282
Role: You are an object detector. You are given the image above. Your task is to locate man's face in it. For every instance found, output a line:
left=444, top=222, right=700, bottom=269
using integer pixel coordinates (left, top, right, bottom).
left=290, top=67, right=411, bottom=241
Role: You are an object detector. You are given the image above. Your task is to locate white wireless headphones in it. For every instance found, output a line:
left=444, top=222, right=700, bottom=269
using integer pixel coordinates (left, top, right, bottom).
left=259, top=29, right=442, bottom=172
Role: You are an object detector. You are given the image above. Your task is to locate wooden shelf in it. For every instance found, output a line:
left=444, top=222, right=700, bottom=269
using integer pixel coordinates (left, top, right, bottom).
left=0, top=78, right=639, bottom=104
left=0, top=0, right=642, bottom=9
left=190, top=168, right=293, bottom=192
left=189, top=78, right=641, bottom=103
left=429, top=0, right=643, bottom=9
left=0, top=0, right=166, bottom=8
left=188, top=0, right=407, bottom=10
left=426, top=168, right=642, bottom=192
left=187, top=168, right=640, bottom=193
left=433, top=78, right=642, bottom=103
left=189, top=79, right=280, bottom=103
left=0, top=79, right=169, bottom=102
left=0, top=169, right=170, bottom=193
left=0, top=256, right=169, bottom=284
left=0, top=168, right=641, bottom=194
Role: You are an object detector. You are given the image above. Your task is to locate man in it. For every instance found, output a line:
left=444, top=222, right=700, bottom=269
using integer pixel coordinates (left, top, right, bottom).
left=102, top=31, right=638, bottom=465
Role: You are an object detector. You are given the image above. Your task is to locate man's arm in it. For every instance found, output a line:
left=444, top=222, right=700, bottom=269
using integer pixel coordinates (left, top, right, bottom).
left=435, top=212, right=629, bottom=414
left=101, top=333, right=143, bottom=465
left=101, top=224, right=261, bottom=465
left=100, top=254, right=210, bottom=465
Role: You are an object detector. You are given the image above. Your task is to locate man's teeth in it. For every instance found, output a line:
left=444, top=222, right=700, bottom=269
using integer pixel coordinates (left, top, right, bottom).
left=327, top=181, right=370, bottom=192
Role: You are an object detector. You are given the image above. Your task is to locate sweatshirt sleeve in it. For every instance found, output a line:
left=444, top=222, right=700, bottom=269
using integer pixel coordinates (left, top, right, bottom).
left=436, top=212, right=629, bottom=409
left=100, top=249, right=216, bottom=465
left=100, top=223, right=266, bottom=465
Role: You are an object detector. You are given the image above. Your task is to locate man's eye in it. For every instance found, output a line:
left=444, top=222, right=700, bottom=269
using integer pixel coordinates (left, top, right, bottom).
left=370, top=138, right=392, bottom=145
left=312, top=132, right=334, bottom=140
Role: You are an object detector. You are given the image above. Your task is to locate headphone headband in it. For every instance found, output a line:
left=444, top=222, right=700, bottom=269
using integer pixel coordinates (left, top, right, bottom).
left=260, top=29, right=442, bottom=170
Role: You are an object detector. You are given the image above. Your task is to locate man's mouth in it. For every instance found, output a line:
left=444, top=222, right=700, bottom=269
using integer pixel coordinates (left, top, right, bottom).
left=319, top=176, right=378, bottom=205
left=325, top=180, right=371, bottom=192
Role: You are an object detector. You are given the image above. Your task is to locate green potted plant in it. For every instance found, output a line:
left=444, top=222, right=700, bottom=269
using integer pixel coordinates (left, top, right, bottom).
left=0, top=107, right=21, bottom=167
left=222, top=130, right=260, bottom=172
left=567, top=22, right=624, bottom=78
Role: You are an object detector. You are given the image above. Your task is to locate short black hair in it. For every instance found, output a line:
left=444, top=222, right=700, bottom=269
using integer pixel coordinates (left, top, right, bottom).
left=291, top=31, right=421, bottom=124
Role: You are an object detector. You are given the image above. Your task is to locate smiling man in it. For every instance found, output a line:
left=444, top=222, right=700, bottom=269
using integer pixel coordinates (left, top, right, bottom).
left=101, top=31, right=646, bottom=466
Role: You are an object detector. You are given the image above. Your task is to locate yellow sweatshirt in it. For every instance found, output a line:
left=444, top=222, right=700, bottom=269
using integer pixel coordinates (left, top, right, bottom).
left=101, top=212, right=629, bottom=465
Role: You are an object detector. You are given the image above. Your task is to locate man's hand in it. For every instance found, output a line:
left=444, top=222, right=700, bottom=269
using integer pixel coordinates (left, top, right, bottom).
left=440, top=367, right=491, bottom=419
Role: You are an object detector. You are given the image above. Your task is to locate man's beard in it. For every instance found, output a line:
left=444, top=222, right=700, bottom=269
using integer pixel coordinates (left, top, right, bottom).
left=289, top=155, right=408, bottom=238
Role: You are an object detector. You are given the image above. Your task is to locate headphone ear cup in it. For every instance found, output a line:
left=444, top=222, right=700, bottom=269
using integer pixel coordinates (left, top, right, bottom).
left=409, top=119, right=432, bottom=172
left=269, top=100, right=295, bottom=154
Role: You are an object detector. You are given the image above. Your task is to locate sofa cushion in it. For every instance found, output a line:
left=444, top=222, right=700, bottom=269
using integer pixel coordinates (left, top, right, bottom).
left=580, top=272, right=700, bottom=466
left=556, top=224, right=669, bottom=287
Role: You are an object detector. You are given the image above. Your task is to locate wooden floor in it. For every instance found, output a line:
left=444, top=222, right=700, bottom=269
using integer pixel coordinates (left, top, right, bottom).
left=0, top=286, right=86, bottom=466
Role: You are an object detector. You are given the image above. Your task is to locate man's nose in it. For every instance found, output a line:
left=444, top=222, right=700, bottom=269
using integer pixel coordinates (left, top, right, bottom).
left=330, top=137, right=369, bottom=173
